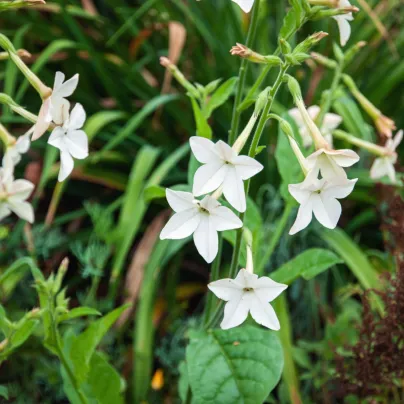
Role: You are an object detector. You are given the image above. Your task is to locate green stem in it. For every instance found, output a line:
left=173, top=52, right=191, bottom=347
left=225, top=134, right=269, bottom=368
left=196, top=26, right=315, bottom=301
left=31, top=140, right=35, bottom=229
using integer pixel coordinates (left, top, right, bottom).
left=315, top=62, right=343, bottom=128
left=228, top=0, right=260, bottom=145
left=205, top=64, right=290, bottom=329
left=256, top=203, right=293, bottom=276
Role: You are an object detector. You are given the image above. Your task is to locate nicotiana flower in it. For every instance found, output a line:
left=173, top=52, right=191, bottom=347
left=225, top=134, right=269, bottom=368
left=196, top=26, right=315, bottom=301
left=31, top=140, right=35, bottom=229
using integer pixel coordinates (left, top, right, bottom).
left=33, top=71, right=79, bottom=141
left=306, top=147, right=360, bottom=181
left=160, top=189, right=242, bottom=263
left=208, top=247, right=287, bottom=330
left=0, top=156, right=34, bottom=223
left=288, top=106, right=342, bottom=148
left=333, top=0, right=355, bottom=46
left=190, top=137, right=263, bottom=212
left=48, top=103, right=89, bottom=182
left=3, top=127, right=32, bottom=167
left=232, top=0, right=254, bottom=13
left=288, top=175, right=357, bottom=234
left=370, top=130, right=402, bottom=183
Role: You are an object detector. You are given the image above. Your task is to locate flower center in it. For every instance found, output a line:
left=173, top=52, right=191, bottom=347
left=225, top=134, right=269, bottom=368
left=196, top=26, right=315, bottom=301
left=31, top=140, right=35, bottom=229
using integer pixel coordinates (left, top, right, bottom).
left=243, top=287, right=253, bottom=292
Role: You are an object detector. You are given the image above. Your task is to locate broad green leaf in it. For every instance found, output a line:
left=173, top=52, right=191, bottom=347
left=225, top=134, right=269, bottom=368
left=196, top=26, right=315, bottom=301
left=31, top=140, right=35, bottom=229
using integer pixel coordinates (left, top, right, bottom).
left=190, top=97, right=212, bottom=139
left=205, top=77, right=238, bottom=117
left=186, top=326, right=283, bottom=404
left=84, top=110, right=127, bottom=142
left=58, top=307, right=101, bottom=323
left=68, top=305, right=129, bottom=384
left=275, top=114, right=304, bottom=202
left=204, top=78, right=222, bottom=95
left=0, top=385, right=8, bottom=399
left=187, top=154, right=200, bottom=187
left=271, top=248, right=343, bottom=284
left=143, top=185, right=166, bottom=202
left=0, top=257, right=32, bottom=298
left=86, top=352, right=124, bottom=404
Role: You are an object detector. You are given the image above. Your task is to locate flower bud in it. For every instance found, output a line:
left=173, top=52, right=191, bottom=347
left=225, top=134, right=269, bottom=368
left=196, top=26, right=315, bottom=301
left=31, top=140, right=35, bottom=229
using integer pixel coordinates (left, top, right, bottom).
left=254, top=87, right=271, bottom=117
left=310, top=52, right=338, bottom=69
left=230, top=43, right=282, bottom=65
left=344, top=41, right=366, bottom=64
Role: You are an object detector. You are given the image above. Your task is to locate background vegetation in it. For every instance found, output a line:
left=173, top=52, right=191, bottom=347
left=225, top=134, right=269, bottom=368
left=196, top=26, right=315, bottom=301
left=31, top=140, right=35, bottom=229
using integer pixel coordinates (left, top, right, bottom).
left=0, top=0, right=403, bottom=402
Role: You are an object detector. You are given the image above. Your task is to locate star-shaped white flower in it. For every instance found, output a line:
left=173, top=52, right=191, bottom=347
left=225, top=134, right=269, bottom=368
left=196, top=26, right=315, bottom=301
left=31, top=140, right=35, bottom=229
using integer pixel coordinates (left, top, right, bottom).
left=190, top=137, right=263, bottom=212
left=333, top=0, right=354, bottom=47
left=0, top=156, right=34, bottom=223
left=288, top=175, right=357, bottom=234
left=232, top=0, right=254, bottom=12
left=160, top=189, right=243, bottom=263
left=288, top=106, right=342, bottom=148
left=3, top=127, right=32, bottom=167
left=306, top=148, right=359, bottom=181
left=33, top=71, right=79, bottom=141
left=208, top=268, right=287, bottom=330
left=48, top=103, right=88, bottom=182
left=370, top=130, right=402, bottom=183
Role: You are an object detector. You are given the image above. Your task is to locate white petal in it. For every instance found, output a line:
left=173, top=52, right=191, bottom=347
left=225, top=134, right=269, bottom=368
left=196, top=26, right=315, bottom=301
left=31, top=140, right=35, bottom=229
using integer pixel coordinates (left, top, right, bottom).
left=289, top=200, right=313, bottom=235
left=160, top=209, right=200, bottom=240
left=9, top=180, right=34, bottom=201
left=189, top=136, right=218, bottom=164
left=311, top=194, right=338, bottom=229
left=53, top=73, right=79, bottom=99
left=209, top=206, right=243, bottom=231
left=165, top=189, right=195, bottom=212
left=249, top=296, right=281, bottom=330
left=325, top=149, right=360, bottom=167
left=319, top=195, right=342, bottom=228
left=199, top=195, right=221, bottom=212
left=220, top=295, right=250, bottom=330
left=214, top=140, right=237, bottom=162
left=51, top=98, right=70, bottom=125
left=392, top=130, right=403, bottom=151
left=65, top=130, right=89, bottom=160
left=370, top=158, right=389, bottom=180
left=318, top=154, right=348, bottom=181
left=322, top=113, right=342, bottom=132
left=58, top=150, right=74, bottom=182
left=232, top=155, right=263, bottom=180
left=48, top=127, right=67, bottom=152
left=192, top=161, right=228, bottom=196
left=68, top=103, right=86, bottom=130
left=193, top=215, right=218, bottom=263
left=8, top=201, right=34, bottom=223
left=223, top=166, right=246, bottom=212
left=288, top=108, right=305, bottom=128
left=0, top=204, right=11, bottom=222
left=16, top=131, right=32, bottom=154
left=253, top=276, right=288, bottom=303
left=334, top=15, right=352, bottom=47
left=288, top=183, right=311, bottom=205
left=32, top=99, right=51, bottom=141
left=386, top=161, right=396, bottom=183
left=232, top=0, right=254, bottom=13
left=322, top=178, right=357, bottom=199
left=234, top=269, right=258, bottom=288
left=208, top=278, right=243, bottom=301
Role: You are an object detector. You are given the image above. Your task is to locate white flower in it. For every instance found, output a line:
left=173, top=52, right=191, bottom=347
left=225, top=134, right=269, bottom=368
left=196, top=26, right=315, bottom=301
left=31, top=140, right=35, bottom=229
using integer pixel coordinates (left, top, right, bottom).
left=232, top=0, right=254, bottom=12
left=3, top=127, right=32, bottom=167
left=288, top=176, right=357, bottom=234
left=370, top=130, right=402, bottom=183
left=208, top=268, right=287, bottom=330
left=0, top=156, right=34, bottom=223
left=288, top=106, right=342, bottom=148
left=190, top=137, right=263, bottom=212
left=160, top=189, right=243, bottom=263
left=33, top=71, right=79, bottom=141
left=306, top=148, right=360, bottom=181
left=333, top=0, right=354, bottom=47
left=48, top=103, right=88, bottom=182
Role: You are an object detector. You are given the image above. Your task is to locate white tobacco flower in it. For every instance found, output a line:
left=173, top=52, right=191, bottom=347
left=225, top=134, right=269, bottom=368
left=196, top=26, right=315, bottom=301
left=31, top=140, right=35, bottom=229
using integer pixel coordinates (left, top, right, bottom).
left=160, top=189, right=242, bottom=263
left=288, top=175, right=357, bottom=234
left=208, top=251, right=287, bottom=330
left=190, top=137, right=263, bottom=212
left=370, top=130, right=402, bottom=183
left=33, top=71, right=79, bottom=141
left=306, top=148, right=360, bottom=181
left=48, top=103, right=88, bottom=182
left=3, top=127, right=32, bottom=167
left=0, top=156, right=34, bottom=223
left=288, top=106, right=342, bottom=148
left=333, top=0, right=354, bottom=47
left=233, top=0, right=254, bottom=12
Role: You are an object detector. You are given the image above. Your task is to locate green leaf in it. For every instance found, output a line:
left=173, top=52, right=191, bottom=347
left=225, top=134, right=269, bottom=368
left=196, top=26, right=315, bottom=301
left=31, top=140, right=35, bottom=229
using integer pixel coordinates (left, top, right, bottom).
left=86, top=352, right=124, bottom=404
left=205, top=77, right=238, bottom=118
left=0, top=257, right=32, bottom=298
left=0, top=385, right=8, bottom=399
left=271, top=248, right=342, bottom=284
left=186, top=326, right=283, bottom=404
left=143, top=185, right=166, bottom=202
left=188, top=154, right=200, bottom=187
left=58, top=307, right=101, bottom=323
left=68, top=305, right=130, bottom=384
left=190, top=97, right=212, bottom=139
